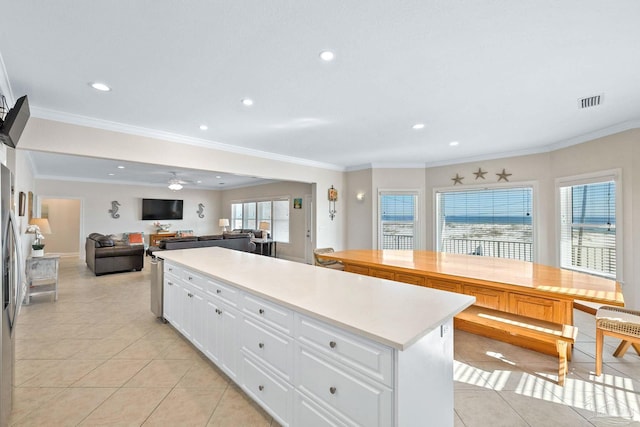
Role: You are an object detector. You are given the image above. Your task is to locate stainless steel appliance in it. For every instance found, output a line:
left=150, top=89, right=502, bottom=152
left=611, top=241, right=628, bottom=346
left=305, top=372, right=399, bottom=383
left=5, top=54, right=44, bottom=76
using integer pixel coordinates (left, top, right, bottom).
left=150, top=256, right=164, bottom=319
left=1, top=163, right=24, bottom=426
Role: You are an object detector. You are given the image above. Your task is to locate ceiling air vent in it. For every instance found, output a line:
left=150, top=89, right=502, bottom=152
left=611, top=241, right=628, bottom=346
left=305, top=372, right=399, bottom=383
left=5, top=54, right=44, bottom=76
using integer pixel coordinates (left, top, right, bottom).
left=579, top=94, right=603, bottom=109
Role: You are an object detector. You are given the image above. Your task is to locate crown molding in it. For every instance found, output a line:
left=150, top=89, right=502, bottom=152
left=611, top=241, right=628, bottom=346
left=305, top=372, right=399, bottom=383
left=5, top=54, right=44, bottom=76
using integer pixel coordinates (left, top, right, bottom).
left=31, top=106, right=346, bottom=172
left=0, top=50, right=14, bottom=106
left=545, top=119, right=640, bottom=152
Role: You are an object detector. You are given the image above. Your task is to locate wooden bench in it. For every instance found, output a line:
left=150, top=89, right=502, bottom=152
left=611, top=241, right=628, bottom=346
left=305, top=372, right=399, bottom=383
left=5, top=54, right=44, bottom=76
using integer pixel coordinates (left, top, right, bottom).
left=455, top=305, right=578, bottom=386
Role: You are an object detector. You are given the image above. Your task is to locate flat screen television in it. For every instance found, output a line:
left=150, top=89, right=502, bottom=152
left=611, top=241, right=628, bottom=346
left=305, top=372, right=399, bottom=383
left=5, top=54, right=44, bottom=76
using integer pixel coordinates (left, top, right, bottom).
left=142, top=198, right=183, bottom=220
left=0, top=95, right=30, bottom=148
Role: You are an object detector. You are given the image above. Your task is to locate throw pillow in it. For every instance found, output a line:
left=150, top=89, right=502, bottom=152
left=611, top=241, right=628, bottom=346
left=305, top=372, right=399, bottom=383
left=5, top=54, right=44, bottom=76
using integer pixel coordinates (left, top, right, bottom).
left=125, top=232, right=145, bottom=245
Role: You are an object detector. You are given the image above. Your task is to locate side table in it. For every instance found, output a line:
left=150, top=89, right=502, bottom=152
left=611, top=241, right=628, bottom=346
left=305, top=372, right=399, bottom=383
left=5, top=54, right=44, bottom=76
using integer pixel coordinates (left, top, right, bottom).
left=24, top=254, right=59, bottom=305
left=251, top=238, right=277, bottom=257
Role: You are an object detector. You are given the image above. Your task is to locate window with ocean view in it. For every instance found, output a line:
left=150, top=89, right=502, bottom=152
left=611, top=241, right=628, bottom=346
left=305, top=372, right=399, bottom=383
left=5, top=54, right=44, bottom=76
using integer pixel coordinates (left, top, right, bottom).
left=436, top=187, right=533, bottom=261
left=379, top=192, right=419, bottom=249
left=559, top=179, right=616, bottom=278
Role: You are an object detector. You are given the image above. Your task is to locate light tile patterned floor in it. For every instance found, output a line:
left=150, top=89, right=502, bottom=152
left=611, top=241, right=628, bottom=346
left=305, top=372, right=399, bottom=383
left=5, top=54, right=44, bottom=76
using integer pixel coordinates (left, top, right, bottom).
left=11, top=256, right=640, bottom=426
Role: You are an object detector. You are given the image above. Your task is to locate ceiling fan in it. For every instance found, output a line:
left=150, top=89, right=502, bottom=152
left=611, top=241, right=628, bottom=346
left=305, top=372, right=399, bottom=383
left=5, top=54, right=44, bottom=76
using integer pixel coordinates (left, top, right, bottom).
left=167, top=172, right=196, bottom=191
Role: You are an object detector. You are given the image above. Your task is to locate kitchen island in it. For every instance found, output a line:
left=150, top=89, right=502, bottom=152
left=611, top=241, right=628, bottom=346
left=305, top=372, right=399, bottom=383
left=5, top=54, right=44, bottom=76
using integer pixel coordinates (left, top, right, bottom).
left=158, top=247, right=474, bottom=427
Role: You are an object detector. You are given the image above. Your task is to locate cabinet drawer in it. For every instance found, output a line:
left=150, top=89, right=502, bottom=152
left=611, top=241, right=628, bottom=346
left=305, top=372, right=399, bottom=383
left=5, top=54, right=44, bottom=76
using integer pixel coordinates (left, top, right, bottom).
left=395, top=273, right=426, bottom=286
left=164, top=263, right=182, bottom=279
left=296, top=345, right=392, bottom=427
left=427, top=278, right=462, bottom=293
left=344, top=264, right=369, bottom=275
left=206, top=279, right=239, bottom=307
left=243, top=294, right=293, bottom=335
left=508, top=293, right=567, bottom=323
left=242, top=356, right=292, bottom=426
left=463, top=285, right=507, bottom=311
left=241, top=317, right=293, bottom=382
left=181, top=270, right=205, bottom=291
left=296, top=315, right=392, bottom=387
left=369, top=268, right=395, bottom=280
left=294, top=391, right=352, bottom=427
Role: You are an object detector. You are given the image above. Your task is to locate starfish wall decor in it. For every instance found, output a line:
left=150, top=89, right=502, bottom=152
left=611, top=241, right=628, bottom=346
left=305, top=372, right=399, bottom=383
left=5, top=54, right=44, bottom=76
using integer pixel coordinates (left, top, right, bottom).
left=496, top=169, right=512, bottom=182
left=473, top=168, right=487, bottom=180
left=452, top=173, right=464, bottom=185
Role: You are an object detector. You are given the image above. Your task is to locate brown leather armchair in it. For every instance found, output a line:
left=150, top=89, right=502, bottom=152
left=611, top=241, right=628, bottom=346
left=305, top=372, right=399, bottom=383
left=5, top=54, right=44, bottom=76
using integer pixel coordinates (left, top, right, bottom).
left=86, top=233, right=144, bottom=275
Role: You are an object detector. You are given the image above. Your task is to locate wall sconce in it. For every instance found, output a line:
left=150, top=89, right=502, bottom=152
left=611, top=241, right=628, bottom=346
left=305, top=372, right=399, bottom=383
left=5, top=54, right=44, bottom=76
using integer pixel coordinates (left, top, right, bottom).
left=356, top=192, right=365, bottom=201
left=328, top=185, right=338, bottom=220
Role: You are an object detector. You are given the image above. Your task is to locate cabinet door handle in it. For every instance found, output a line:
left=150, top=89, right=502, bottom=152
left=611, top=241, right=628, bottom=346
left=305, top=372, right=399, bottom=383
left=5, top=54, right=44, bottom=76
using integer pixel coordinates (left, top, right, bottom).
left=258, top=342, right=264, bottom=349
left=329, top=341, right=337, bottom=349
left=216, top=309, right=222, bottom=315
left=188, top=293, right=193, bottom=298
left=329, top=386, right=337, bottom=395
left=259, top=309, right=265, bottom=315
left=216, top=289, right=221, bottom=294
left=168, top=281, right=173, bottom=286
left=188, top=276, right=193, bottom=280
left=258, top=385, right=264, bottom=391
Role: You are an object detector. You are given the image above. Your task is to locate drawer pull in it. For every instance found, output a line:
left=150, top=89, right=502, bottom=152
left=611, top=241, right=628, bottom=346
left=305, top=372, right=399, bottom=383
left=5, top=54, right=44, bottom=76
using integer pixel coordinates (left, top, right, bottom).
left=258, top=342, right=264, bottom=349
left=168, top=281, right=173, bottom=286
left=168, top=268, right=173, bottom=272
left=329, top=341, right=337, bottom=349
left=216, top=289, right=221, bottom=294
left=259, top=309, right=265, bottom=315
left=188, top=276, right=193, bottom=281
left=188, top=293, right=193, bottom=298
left=216, top=308, right=222, bottom=315
left=258, top=385, right=264, bottom=391
left=329, top=386, right=337, bottom=395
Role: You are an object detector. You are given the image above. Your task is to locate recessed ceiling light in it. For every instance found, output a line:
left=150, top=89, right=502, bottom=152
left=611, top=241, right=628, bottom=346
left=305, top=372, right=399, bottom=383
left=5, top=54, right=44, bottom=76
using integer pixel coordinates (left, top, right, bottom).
left=117, top=165, right=125, bottom=169
left=241, top=98, right=254, bottom=106
left=196, top=180, right=202, bottom=184
left=319, top=50, right=335, bottom=61
left=449, top=141, right=459, bottom=146
left=412, top=123, right=425, bottom=130
left=108, top=173, right=115, bottom=176
left=199, top=125, right=208, bottom=130
left=90, top=82, right=111, bottom=92
left=215, top=175, right=222, bottom=179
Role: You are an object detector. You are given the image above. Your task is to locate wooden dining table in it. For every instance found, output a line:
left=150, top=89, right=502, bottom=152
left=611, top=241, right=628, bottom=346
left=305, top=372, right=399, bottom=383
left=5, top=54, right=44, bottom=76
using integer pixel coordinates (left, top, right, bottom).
left=318, top=249, right=625, bottom=328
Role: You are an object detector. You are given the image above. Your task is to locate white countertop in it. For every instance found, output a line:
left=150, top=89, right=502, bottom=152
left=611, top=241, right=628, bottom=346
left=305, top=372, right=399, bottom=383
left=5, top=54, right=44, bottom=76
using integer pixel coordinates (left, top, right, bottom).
left=158, top=247, right=475, bottom=350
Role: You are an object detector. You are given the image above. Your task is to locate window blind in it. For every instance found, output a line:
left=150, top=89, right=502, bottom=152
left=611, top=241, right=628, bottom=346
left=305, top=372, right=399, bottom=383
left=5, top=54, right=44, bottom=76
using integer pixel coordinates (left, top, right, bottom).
left=379, top=193, right=417, bottom=249
left=559, top=181, right=616, bottom=277
left=436, top=187, right=533, bottom=260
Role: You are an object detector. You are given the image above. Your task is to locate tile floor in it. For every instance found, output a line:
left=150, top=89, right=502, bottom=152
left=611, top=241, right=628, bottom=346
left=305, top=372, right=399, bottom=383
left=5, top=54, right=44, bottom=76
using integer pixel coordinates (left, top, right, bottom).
left=10, top=256, right=640, bottom=426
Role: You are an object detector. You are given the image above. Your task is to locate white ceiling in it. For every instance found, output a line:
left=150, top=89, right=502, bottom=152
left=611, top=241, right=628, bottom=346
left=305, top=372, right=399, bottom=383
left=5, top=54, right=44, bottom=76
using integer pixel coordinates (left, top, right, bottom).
left=2, top=1, right=640, bottom=181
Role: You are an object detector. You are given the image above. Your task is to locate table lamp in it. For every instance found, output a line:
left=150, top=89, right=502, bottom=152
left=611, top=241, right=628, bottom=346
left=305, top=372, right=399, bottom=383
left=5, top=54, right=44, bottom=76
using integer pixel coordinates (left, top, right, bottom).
left=219, top=218, right=229, bottom=233
left=259, top=221, right=270, bottom=240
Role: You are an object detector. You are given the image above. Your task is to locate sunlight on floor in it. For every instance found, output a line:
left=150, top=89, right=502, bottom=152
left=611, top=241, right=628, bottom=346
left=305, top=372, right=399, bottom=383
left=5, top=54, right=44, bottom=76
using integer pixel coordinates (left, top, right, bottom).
left=454, top=360, right=640, bottom=423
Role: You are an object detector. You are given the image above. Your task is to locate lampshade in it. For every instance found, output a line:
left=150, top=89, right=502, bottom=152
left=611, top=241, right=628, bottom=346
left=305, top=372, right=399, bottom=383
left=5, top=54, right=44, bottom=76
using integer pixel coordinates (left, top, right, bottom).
left=259, top=221, right=270, bottom=231
left=29, top=218, right=52, bottom=234
left=219, top=218, right=229, bottom=227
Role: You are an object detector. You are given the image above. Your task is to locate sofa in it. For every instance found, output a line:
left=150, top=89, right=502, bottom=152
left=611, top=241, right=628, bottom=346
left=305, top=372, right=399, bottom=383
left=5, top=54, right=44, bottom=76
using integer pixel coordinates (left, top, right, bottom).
left=146, top=232, right=256, bottom=256
left=86, top=233, right=145, bottom=275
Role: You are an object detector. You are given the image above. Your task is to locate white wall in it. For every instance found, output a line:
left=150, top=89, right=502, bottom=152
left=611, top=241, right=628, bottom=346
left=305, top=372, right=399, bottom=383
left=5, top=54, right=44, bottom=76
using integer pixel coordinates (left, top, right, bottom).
left=221, top=181, right=313, bottom=262
left=34, top=179, right=223, bottom=258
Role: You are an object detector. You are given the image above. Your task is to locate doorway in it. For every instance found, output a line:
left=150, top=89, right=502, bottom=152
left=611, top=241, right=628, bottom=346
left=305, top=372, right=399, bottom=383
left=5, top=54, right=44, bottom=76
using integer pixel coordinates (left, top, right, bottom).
left=40, top=198, right=82, bottom=256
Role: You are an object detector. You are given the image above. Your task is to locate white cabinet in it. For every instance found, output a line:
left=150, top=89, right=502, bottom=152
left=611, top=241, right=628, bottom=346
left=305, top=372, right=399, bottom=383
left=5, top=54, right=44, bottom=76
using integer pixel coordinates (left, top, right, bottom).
left=242, top=355, right=293, bottom=426
left=204, top=293, right=240, bottom=380
left=162, top=259, right=458, bottom=427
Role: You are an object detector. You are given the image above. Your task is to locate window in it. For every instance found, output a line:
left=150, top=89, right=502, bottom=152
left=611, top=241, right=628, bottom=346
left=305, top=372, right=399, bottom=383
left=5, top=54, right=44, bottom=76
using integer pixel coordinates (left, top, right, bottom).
left=559, top=177, right=617, bottom=278
left=436, top=187, right=533, bottom=261
left=230, top=198, right=290, bottom=243
left=379, top=191, right=419, bottom=249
